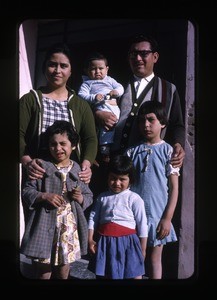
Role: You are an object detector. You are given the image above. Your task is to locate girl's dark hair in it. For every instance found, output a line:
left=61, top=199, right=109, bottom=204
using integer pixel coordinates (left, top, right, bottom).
left=42, top=42, right=72, bottom=74
left=108, top=154, right=135, bottom=184
left=45, top=120, right=79, bottom=147
left=138, top=100, right=168, bottom=126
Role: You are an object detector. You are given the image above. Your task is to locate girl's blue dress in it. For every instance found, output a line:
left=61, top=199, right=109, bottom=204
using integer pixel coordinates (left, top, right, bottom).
left=126, top=140, right=180, bottom=247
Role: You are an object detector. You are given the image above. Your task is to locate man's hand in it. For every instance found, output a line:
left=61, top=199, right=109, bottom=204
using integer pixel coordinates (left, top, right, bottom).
left=94, top=110, right=118, bottom=131
left=171, top=143, right=185, bottom=168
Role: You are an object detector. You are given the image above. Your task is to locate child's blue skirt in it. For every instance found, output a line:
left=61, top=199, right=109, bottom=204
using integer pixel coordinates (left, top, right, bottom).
left=89, top=233, right=145, bottom=279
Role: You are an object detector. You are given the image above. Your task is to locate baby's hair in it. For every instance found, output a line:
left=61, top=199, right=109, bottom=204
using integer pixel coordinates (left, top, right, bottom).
left=84, top=52, right=108, bottom=70
left=108, top=154, right=135, bottom=184
left=138, top=100, right=168, bottom=126
left=45, top=120, right=79, bottom=147
left=42, top=42, right=72, bottom=74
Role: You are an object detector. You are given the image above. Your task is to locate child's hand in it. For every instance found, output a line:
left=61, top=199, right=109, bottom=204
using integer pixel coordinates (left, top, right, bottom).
left=95, top=93, right=104, bottom=102
left=109, top=90, right=119, bottom=98
left=156, top=218, right=171, bottom=240
left=42, top=193, right=64, bottom=208
left=89, top=240, right=97, bottom=254
left=70, top=186, right=83, bottom=205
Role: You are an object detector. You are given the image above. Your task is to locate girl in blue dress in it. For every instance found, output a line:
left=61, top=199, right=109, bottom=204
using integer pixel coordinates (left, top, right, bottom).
left=126, top=100, right=180, bottom=279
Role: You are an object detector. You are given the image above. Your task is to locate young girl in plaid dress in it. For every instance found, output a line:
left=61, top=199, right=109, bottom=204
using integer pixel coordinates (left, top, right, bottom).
left=20, top=120, right=93, bottom=279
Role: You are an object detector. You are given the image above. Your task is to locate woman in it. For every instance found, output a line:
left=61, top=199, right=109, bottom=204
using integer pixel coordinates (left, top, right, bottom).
left=19, top=42, right=98, bottom=185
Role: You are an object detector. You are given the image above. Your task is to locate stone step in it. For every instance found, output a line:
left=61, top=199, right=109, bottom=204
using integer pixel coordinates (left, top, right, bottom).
left=20, top=254, right=96, bottom=279
left=69, top=258, right=96, bottom=279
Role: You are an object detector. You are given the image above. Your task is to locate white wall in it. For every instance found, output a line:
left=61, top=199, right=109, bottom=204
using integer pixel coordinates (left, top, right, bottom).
left=19, top=20, right=38, bottom=244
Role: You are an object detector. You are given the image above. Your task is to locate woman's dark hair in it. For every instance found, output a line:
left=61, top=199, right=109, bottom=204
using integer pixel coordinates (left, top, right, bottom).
left=42, top=42, right=72, bottom=74
left=45, top=120, right=79, bottom=147
left=108, top=154, right=135, bottom=184
left=138, top=100, right=168, bottom=126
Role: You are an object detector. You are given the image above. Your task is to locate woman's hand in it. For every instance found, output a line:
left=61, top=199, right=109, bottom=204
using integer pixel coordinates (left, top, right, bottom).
left=26, top=158, right=45, bottom=180
left=79, top=160, right=92, bottom=184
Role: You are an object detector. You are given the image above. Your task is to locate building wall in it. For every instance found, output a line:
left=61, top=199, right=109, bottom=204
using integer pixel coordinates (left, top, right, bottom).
left=178, top=21, right=195, bottom=279
left=19, top=20, right=38, bottom=244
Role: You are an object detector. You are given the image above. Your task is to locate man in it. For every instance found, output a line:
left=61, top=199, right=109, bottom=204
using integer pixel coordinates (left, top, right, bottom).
left=95, top=34, right=185, bottom=168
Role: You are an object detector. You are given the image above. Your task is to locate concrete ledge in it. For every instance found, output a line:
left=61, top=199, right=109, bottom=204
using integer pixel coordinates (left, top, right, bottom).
left=69, top=258, right=96, bottom=279
left=19, top=254, right=96, bottom=280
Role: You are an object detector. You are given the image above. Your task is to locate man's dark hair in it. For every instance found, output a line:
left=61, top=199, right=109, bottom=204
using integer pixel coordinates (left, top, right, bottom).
left=129, top=34, right=159, bottom=53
